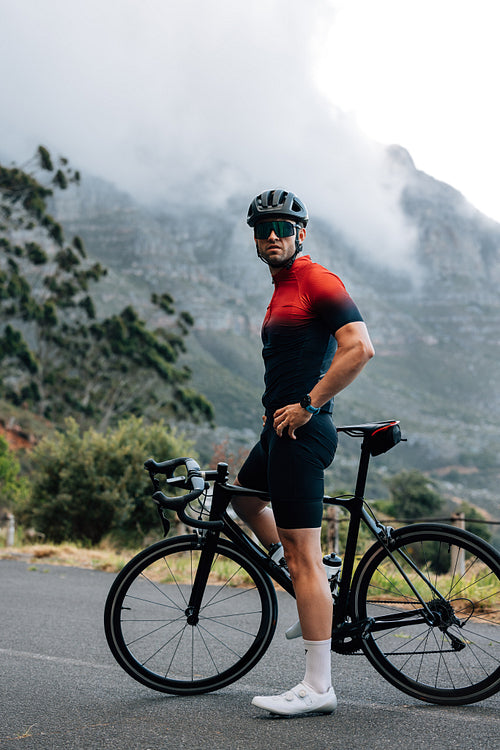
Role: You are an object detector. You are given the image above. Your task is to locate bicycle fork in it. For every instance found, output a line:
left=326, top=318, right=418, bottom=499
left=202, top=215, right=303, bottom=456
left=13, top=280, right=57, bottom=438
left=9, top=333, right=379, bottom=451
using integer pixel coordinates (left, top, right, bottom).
left=184, top=530, right=221, bottom=625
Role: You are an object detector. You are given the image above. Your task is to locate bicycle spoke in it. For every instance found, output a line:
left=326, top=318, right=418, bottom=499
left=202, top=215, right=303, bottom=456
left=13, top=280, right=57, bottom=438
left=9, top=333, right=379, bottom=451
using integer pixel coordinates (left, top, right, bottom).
left=125, top=616, right=186, bottom=647
left=141, top=623, right=187, bottom=667
left=199, top=612, right=262, bottom=637
left=104, top=536, right=277, bottom=694
left=354, top=524, right=500, bottom=704
left=201, top=583, right=260, bottom=611
left=123, top=592, right=183, bottom=612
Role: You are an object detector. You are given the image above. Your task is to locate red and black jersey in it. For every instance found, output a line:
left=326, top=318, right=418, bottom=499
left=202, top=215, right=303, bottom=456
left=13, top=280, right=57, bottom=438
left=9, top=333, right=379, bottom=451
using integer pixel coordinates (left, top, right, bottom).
left=261, top=255, right=363, bottom=413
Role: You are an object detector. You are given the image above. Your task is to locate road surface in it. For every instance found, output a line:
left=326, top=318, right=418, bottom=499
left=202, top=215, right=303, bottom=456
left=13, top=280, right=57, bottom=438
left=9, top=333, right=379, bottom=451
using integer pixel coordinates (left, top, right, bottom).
left=1, top=558, right=499, bottom=750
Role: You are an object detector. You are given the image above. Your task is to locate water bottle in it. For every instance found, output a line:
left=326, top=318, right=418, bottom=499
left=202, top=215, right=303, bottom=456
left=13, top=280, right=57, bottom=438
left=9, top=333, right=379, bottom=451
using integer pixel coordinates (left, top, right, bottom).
left=322, top=553, right=342, bottom=598
left=285, top=554, right=342, bottom=640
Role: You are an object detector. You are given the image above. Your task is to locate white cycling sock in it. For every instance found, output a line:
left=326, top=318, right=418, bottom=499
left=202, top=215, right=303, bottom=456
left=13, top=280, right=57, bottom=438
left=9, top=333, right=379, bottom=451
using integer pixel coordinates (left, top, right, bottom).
left=302, top=638, right=332, bottom=694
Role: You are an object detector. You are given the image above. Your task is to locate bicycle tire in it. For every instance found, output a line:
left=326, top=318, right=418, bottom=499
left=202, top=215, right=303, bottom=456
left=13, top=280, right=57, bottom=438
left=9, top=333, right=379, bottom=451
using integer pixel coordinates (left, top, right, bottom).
left=104, top=535, right=278, bottom=695
left=352, top=523, right=500, bottom=705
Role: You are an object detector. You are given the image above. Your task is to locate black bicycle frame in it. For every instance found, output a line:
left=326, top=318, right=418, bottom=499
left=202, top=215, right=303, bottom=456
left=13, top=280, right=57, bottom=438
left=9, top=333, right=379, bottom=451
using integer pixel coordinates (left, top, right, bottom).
left=186, top=477, right=294, bottom=618
left=185, top=439, right=442, bottom=635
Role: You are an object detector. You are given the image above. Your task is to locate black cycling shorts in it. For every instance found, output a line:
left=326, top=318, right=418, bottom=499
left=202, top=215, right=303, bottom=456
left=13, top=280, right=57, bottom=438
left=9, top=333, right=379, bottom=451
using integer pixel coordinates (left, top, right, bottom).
left=237, top=412, right=337, bottom=529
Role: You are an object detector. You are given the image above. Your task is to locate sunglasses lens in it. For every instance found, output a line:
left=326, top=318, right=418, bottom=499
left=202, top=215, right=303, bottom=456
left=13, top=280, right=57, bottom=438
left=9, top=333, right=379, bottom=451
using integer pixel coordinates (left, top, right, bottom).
left=254, top=221, right=296, bottom=239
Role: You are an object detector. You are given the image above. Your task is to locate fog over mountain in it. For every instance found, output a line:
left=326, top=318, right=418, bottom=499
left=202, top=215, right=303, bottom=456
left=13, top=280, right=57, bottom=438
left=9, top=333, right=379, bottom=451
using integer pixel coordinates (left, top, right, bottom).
left=2, top=1, right=499, bottom=534
left=51, top=141, right=500, bottom=538
left=1, top=0, right=416, bottom=274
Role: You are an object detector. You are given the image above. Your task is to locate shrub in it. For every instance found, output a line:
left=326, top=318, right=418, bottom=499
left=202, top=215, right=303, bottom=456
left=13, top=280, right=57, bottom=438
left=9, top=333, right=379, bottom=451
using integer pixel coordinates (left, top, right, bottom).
left=21, top=416, right=193, bottom=545
left=457, top=501, right=492, bottom=544
left=387, top=469, right=444, bottom=520
left=0, top=435, right=30, bottom=512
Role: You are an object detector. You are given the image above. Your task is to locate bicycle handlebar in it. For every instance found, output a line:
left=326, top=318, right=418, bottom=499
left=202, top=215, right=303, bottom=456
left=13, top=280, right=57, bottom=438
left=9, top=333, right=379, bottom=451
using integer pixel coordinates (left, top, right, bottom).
left=144, top=456, right=224, bottom=530
left=144, top=420, right=403, bottom=533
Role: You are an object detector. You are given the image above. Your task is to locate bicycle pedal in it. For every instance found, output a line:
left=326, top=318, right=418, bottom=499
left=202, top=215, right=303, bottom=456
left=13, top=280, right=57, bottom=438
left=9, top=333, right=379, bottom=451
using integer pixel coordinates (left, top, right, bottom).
left=361, top=618, right=375, bottom=639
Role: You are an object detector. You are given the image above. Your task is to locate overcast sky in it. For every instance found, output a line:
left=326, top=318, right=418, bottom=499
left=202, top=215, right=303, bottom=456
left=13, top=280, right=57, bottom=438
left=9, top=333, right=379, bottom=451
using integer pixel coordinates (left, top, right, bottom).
left=316, top=0, right=500, bottom=224
left=1, top=0, right=498, bottom=271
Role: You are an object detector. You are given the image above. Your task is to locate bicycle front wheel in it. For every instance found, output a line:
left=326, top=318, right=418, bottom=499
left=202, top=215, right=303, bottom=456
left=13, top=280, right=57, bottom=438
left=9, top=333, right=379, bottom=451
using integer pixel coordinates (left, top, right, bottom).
left=104, top=535, right=278, bottom=694
left=352, top=523, right=500, bottom=705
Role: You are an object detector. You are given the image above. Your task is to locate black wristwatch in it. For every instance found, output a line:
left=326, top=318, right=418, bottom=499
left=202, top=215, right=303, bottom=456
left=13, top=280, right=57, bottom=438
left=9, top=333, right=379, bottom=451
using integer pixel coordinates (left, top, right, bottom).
left=299, top=394, right=320, bottom=415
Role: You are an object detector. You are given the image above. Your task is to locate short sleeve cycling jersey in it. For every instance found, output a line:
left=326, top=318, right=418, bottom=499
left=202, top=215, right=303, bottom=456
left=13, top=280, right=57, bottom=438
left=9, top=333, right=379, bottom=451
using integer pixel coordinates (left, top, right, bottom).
left=261, top=255, right=363, bottom=413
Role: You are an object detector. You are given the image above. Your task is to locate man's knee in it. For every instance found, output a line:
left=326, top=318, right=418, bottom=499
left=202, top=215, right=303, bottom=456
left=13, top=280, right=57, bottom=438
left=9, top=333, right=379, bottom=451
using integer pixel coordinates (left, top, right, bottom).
left=278, top=527, right=323, bottom=576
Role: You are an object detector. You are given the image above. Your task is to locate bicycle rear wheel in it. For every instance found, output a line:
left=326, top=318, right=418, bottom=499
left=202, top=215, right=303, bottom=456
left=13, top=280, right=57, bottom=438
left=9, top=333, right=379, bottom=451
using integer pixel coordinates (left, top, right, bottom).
left=104, top=535, right=278, bottom=694
left=352, top=523, right=500, bottom=705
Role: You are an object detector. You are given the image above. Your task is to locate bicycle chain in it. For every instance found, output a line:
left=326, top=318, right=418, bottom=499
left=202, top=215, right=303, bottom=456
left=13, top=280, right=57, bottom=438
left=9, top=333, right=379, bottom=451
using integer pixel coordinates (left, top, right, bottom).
left=331, top=637, right=363, bottom=655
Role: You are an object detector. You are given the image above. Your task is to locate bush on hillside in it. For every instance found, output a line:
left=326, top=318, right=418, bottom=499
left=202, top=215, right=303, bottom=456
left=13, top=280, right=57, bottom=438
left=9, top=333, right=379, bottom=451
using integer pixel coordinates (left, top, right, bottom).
left=0, top=435, right=30, bottom=513
left=457, top=500, right=492, bottom=544
left=387, top=469, right=444, bottom=520
left=17, top=416, right=193, bottom=546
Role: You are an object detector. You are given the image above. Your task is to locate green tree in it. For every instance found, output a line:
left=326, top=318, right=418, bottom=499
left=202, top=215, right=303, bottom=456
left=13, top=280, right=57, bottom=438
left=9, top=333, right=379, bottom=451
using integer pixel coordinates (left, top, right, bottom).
left=388, top=469, right=444, bottom=520
left=457, top=501, right=492, bottom=544
left=0, top=147, right=213, bottom=427
left=387, top=470, right=445, bottom=573
left=39, top=301, right=213, bottom=430
left=0, top=147, right=105, bottom=410
left=0, top=434, right=30, bottom=512
left=18, top=416, right=194, bottom=546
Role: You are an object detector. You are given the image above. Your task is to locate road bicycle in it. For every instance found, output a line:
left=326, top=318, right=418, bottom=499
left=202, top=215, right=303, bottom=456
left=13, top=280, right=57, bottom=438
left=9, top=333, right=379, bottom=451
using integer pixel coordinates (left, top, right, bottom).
left=104, top=420, right=500, bottom=705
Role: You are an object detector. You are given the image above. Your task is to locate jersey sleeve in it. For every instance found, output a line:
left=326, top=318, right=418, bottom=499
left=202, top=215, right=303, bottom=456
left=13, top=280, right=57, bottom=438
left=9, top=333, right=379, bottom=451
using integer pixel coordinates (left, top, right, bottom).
left=305, top=264, right=363, bottom=334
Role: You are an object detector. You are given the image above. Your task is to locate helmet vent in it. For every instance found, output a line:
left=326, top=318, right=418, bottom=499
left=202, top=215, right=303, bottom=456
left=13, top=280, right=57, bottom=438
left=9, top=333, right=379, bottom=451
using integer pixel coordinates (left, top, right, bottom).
left=247, top=189, right=308, bottom=227
left=271, top=190, right=286, bottom=207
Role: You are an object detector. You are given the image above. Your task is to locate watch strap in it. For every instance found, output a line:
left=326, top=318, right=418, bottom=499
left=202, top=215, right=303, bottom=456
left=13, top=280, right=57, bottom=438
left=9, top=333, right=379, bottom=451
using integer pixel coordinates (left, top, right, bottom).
left=300, top=394, right=320, bottom=415
left=304, top=403, right=320, bottom=415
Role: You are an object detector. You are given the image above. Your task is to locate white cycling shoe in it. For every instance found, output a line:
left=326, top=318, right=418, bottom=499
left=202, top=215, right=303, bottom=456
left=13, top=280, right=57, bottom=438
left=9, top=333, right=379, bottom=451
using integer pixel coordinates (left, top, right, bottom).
left=252, top=682, right=337, bottom=716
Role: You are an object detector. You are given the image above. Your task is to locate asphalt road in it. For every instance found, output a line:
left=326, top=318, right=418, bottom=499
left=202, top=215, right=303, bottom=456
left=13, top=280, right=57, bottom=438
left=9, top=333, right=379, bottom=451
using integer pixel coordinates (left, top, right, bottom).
left=1, top=557, right=499, bottom=750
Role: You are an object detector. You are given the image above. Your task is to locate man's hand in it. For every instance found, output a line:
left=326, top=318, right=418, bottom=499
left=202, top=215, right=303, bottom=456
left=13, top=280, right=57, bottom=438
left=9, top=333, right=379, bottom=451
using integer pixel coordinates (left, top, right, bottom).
left=273, top=403, right=311, bottom=439
left=272, top=324, right=374, bottom=440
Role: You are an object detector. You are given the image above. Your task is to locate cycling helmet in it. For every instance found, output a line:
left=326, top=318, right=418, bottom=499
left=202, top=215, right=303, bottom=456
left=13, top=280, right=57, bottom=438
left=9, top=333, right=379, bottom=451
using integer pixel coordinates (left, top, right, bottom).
left=247, top=189, right=309, bottom=227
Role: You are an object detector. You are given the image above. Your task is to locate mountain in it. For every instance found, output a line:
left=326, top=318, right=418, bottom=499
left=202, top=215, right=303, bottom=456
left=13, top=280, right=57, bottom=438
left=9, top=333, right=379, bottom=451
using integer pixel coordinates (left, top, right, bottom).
left=52, top=148, right=500, bottom=532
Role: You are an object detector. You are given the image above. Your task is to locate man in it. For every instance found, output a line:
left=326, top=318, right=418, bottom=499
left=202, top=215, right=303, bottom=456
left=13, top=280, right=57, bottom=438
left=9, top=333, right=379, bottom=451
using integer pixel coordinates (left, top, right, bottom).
left=232, top=189, right=374, bottom=716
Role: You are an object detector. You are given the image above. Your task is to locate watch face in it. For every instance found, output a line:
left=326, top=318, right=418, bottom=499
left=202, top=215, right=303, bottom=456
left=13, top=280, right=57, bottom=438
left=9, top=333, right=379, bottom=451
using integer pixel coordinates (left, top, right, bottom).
left=300, top=394, right=312, bottom=408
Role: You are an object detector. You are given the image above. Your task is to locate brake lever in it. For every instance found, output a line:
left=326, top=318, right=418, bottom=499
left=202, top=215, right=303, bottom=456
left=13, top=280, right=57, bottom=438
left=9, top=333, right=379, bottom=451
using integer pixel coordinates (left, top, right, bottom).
left=166, top=475, right=188, bottom=488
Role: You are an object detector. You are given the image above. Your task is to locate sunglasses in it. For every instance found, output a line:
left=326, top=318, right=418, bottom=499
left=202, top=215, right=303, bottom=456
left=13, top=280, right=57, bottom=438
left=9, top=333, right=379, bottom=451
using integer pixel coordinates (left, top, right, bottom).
left=254, top=220, right=297, bottom=240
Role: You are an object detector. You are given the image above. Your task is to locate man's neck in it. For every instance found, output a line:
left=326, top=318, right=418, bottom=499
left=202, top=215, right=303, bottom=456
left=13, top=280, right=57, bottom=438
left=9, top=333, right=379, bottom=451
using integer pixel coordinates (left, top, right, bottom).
left=269, top=254, right=309, bottom=277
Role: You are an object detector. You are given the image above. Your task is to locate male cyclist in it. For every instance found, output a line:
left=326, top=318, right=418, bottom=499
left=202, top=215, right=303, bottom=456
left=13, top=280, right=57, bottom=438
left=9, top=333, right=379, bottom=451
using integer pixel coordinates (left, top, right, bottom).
left=232, top=189, right=374, bottom=716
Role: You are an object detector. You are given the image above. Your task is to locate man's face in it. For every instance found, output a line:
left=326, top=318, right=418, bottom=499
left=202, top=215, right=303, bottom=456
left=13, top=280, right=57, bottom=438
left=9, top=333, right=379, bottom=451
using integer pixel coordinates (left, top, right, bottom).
left=254, top=221, right=307, bottom=270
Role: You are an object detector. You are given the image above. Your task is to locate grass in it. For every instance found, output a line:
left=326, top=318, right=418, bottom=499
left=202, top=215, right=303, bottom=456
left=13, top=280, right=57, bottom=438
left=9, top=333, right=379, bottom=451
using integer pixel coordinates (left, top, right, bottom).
left=0, top=542, right=134, bottom=573
left=367, top=561, right=499, bottom=619
left=133, top=549, right=256, bottom=588
left=15, top=725, right=36, bottom=739
left=0, top=541, right=256, bottom=585
left=0, top=540, right=258, bottom=587
left=2, top=542, right=498, bottom=616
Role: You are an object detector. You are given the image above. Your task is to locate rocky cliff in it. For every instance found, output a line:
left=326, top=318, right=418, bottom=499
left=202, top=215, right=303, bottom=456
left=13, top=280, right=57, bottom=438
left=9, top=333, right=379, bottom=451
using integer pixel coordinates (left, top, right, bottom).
left=53, top=148, right=500, bottom=524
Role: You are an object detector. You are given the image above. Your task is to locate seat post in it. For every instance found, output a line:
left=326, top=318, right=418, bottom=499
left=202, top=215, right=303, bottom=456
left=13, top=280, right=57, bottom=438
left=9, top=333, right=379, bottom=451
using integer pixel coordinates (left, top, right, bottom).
left=354, top=441, right=371, bottom=500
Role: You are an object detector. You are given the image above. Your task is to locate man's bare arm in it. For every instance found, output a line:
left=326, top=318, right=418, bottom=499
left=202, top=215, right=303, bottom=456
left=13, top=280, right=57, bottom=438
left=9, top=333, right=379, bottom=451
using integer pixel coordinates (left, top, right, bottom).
left=273, top=321, right=375, bottom=438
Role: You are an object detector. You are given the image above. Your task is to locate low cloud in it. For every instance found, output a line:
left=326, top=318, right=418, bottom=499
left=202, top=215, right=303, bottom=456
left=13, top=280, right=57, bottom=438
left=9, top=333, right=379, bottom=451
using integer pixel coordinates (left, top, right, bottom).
left=0, top=0, right=416, bottom=272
